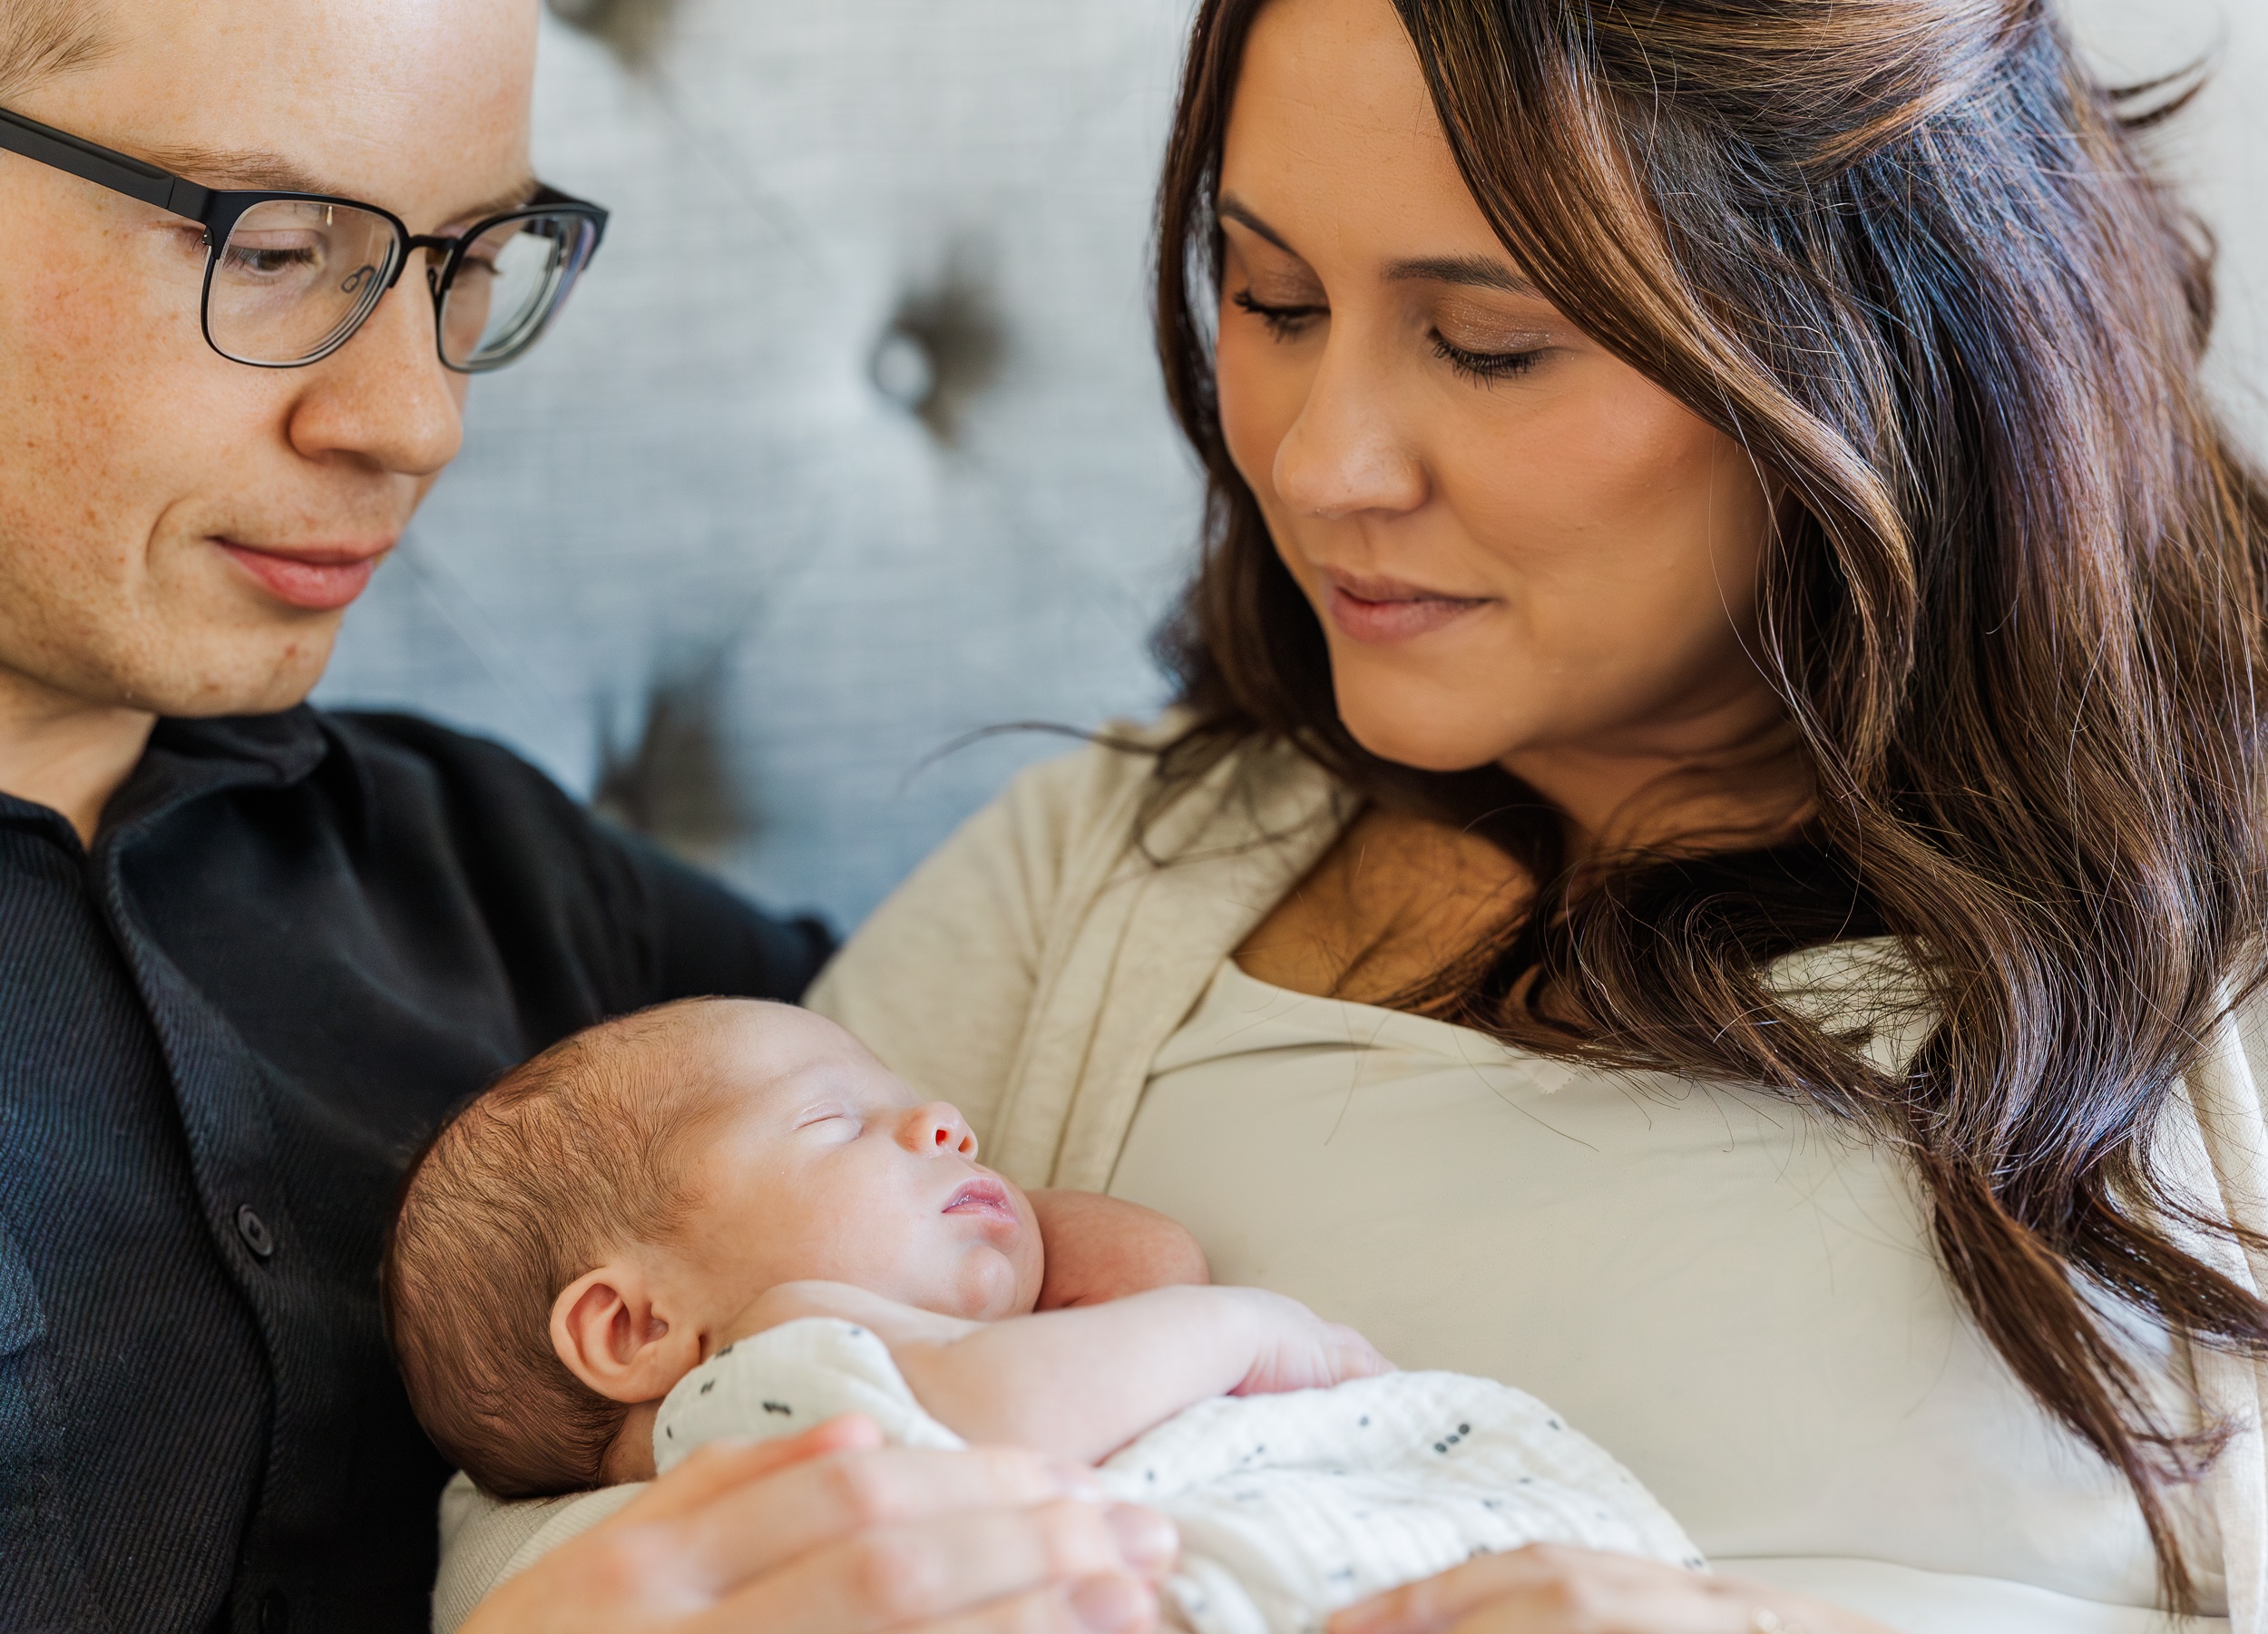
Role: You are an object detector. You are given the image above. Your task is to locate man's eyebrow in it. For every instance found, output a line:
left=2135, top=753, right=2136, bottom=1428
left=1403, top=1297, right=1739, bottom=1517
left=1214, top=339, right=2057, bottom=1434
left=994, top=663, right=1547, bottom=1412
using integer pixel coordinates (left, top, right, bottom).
left=1384, top=253, right=1538, bottom=297
left=142, top=144, right=328, bottom=194
left=142, top=144, right=541, bottom=227
left=1217, top=195, right=1297, bottom=257
left=445, top=178, right=544, bottom=228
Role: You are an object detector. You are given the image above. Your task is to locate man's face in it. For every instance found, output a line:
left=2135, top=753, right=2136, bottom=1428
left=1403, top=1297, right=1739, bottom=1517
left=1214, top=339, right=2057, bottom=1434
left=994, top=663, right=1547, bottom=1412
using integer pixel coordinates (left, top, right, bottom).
left=0, top=0, right=538, bottom=718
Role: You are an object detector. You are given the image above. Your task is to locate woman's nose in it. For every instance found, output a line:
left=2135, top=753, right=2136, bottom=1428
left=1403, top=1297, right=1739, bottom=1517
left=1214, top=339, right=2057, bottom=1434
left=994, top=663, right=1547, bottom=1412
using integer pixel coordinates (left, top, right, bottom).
left=1270, top=341, right=1429, bottom=522
left=900, top=1101, right=978, bottom=1159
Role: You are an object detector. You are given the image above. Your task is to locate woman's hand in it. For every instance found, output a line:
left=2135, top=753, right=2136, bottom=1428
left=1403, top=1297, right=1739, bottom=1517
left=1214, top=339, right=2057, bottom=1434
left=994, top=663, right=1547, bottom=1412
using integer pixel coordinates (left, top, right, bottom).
left=1327, top=1546, right=1899, bottom=1634
left=462, top=1415, right=1178, bottom=1634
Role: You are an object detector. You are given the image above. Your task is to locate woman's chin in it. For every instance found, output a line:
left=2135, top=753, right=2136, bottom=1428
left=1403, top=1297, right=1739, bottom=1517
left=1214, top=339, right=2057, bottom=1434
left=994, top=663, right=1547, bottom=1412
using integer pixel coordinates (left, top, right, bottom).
left=1334, top=699, right=1513, bottom=777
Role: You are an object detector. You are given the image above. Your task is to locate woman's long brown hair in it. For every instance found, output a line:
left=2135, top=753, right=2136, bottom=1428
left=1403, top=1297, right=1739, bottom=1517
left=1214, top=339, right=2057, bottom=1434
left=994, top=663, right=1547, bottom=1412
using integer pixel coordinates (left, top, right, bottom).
left=1152, top=0, right=2268, bottom=1607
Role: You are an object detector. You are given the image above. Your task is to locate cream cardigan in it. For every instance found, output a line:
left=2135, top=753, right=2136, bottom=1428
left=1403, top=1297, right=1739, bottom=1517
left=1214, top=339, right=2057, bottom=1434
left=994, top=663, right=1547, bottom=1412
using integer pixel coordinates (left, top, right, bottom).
left=435, top=726, right=2266, bottom=1629
left=808, top=724, right=2268, bottom=1631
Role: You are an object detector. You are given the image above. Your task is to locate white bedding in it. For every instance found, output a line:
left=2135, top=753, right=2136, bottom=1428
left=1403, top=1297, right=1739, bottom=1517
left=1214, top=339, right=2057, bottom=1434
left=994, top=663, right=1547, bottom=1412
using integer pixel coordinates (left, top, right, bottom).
left=650, top=1317, right=1701, bottom=1634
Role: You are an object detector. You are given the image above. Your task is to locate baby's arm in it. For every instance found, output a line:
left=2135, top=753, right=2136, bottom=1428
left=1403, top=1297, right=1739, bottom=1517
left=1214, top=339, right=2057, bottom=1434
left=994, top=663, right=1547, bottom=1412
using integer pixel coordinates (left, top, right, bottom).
left=731, top=1281, right=1390, bottom=1464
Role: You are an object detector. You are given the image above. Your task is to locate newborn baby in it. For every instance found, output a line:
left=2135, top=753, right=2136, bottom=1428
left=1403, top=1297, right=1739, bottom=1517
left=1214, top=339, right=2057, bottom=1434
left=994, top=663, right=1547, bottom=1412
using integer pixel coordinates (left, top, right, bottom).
left=385, top=999, right=1701, bottom=1634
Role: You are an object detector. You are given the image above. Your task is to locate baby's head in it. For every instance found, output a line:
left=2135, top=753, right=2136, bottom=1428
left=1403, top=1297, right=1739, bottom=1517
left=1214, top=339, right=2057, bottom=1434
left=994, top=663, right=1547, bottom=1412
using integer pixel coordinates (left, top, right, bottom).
left=382, top=998, right=1043, bottom=1498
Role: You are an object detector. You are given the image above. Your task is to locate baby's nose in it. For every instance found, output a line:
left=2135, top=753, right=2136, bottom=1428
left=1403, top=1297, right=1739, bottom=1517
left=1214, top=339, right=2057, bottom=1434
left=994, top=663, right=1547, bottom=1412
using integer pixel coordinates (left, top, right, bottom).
left=904, top=1101, right=978, bottom=1159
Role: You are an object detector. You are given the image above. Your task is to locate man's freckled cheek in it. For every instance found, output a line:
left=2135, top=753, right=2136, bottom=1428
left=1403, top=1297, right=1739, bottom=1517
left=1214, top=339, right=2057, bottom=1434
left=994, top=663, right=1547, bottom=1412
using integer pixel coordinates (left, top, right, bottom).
left=1, top=245, right=177, bottom=564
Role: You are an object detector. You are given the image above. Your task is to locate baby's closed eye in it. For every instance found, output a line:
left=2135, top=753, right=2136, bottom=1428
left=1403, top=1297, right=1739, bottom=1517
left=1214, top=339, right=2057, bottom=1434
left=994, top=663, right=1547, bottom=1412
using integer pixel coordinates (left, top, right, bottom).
left=794, top=1105, right=863, bottom=1139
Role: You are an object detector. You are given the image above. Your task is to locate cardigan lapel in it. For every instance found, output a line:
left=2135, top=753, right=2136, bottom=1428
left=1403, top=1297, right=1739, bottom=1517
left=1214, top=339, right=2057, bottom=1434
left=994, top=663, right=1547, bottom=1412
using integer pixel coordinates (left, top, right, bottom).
left=1011, top=739, right=1353, bottom=1192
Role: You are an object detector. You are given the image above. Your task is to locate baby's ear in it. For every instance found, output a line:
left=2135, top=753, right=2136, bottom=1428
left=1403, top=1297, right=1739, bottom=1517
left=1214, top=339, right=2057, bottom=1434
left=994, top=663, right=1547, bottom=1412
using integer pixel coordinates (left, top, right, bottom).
left=551, top=1260, right=699, bottom=1404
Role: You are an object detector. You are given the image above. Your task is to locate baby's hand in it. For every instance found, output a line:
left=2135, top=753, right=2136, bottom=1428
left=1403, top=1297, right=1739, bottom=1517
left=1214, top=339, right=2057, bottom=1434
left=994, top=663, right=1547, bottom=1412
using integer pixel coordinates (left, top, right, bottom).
left=1227, top=1288, right=1395, bottom=1396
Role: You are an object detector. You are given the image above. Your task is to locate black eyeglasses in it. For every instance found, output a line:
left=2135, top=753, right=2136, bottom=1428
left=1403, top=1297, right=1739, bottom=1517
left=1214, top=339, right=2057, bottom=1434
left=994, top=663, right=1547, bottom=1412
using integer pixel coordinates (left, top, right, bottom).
left=0, top=103, right=609, bottom=372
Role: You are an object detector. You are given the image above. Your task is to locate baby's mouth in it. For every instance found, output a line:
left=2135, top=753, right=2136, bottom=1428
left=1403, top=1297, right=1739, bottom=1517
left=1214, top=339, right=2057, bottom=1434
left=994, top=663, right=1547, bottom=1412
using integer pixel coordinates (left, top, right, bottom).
left=943, top=1179, right=1017, bottom=1222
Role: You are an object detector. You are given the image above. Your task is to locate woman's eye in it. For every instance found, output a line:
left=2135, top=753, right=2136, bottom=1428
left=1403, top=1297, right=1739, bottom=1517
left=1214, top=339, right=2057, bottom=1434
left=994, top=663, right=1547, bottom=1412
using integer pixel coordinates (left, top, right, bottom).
left=1232, top=289, right=1325, bottom=340
left=1430, top=330, right=1544, bottom=386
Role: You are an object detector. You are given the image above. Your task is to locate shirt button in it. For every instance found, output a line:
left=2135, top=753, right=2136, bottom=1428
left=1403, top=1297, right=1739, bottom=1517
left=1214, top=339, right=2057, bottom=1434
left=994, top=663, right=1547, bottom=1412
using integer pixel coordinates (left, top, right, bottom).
left=259, top=1590, right=290, bottom=1634
left=236, top=1205, right=275, bottom=1260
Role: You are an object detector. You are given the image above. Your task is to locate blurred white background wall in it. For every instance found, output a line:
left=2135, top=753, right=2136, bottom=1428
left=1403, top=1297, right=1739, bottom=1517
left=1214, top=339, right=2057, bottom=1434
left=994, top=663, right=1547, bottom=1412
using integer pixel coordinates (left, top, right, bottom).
left=316, top=0, right=2268, bottom=933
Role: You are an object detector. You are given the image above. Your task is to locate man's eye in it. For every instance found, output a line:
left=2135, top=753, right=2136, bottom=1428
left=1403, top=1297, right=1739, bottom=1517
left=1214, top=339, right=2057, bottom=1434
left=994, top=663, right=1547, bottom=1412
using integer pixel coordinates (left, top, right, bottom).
left=1232, top=289, right=1325, bottom=340
left=221, top=240, right=323, bottom=278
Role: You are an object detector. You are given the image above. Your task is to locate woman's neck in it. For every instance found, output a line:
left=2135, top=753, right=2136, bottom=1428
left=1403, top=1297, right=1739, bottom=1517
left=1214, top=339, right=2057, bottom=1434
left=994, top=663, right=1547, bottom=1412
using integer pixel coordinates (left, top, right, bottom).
left=1501, top=680, right=1813, bottom=862
left=0, top=665, right=157, bottom=846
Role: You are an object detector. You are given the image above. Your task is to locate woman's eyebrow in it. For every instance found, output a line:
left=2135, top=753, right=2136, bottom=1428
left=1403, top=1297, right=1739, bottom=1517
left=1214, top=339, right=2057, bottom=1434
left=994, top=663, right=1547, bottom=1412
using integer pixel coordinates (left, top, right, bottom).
left=1217, top=194, right=1298, bottom=256
left=1384, top=253, right=1537, bottom=296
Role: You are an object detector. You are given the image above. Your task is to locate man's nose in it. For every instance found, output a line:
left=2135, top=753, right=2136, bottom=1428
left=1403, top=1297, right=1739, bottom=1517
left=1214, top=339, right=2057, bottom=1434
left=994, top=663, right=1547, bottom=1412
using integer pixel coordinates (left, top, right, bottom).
left=283, top=252, right=465, bottom=478
left=899, top=1101, right=978, bottom=1159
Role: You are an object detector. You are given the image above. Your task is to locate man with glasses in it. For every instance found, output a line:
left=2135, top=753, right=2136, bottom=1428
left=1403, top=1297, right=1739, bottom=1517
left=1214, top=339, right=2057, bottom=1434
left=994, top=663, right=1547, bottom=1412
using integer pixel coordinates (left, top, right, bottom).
left=0, top=4, right=1168, bottom=1633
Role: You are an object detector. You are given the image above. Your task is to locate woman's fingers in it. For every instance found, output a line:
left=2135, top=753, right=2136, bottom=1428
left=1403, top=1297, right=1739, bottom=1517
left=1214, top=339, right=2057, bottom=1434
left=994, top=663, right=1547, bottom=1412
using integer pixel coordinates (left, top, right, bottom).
left=1330, top=1545, right=1707, bottom=1634
left=1328, top=1547, right=1885, bottom=1634
left=913, top=1574, right=1162, bottom=1634
left=618, top=1416, right=887, bottom=1525
left=693, top=1498, right=1177, bottom=1634
left=1331, top=1550, right=1535, bottom=1634
left=660, top=1443, right=1118, bottom=1590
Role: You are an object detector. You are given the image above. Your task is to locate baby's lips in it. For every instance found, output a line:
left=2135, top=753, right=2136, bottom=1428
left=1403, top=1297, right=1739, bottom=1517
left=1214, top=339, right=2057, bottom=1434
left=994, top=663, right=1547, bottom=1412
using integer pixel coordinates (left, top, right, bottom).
left=1103, top=1503, right=1179, bottom=1576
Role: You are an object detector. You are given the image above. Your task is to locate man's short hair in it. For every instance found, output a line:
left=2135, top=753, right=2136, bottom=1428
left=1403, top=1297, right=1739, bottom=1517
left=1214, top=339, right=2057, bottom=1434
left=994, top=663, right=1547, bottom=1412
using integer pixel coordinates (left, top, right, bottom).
left=0, top=1, right=112, bottom=101
left=381, top=1002, right=733, bottom=1498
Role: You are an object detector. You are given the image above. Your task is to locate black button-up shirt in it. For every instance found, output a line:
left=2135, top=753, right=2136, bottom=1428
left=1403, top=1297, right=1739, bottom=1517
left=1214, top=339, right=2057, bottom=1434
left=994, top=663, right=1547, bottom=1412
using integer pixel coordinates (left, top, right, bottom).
left=0, top=709, right=832, bottom=1633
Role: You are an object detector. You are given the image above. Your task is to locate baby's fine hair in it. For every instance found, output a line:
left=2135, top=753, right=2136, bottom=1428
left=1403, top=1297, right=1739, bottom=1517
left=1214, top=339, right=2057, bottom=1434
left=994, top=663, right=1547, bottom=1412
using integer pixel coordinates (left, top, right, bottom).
left=381, top=999, right=738, bottom=1498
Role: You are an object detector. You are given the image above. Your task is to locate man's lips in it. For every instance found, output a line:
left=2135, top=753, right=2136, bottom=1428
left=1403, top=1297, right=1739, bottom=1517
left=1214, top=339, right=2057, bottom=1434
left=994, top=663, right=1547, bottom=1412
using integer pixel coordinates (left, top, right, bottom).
left=1321, top=570, right=1492, bottom=645
left=217, top=540, right=391, bottom=612
left=943, top=1179, right=1019, bottom=1224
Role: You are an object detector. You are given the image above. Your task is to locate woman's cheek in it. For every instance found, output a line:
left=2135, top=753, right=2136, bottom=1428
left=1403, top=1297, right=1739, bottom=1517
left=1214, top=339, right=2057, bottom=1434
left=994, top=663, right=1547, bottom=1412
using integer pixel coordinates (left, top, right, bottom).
left=1214, top=322, right=1302, bottom=511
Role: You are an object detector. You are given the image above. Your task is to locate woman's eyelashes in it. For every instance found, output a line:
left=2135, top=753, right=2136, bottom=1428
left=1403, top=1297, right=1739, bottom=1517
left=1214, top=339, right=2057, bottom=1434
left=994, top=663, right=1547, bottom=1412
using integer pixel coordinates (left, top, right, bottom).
left=1232, top=288, right=1325, bottom=339
left=1233, top=287, right=1546, bottom=385
left=1429, top=328, right=1544, bottom=385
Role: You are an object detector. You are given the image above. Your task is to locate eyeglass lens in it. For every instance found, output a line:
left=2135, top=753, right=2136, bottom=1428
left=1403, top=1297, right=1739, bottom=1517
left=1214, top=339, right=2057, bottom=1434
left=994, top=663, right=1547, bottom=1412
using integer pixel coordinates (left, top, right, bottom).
left=438, top=211, right=598, bottom=372
left=206, top=202, right=598, bottom=370
left=206, top=200, right=402, bottom=367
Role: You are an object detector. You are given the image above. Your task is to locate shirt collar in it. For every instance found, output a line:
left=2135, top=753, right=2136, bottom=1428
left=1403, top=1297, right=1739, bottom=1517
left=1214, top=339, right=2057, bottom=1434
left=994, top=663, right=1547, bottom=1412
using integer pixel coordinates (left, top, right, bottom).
left=97, top=707, right=333, bottom=850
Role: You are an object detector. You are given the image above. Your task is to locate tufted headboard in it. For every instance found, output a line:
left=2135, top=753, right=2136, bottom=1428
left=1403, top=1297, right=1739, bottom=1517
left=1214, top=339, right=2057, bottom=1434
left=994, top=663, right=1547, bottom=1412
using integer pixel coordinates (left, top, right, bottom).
left=316, top=0, right=2268, bottom=933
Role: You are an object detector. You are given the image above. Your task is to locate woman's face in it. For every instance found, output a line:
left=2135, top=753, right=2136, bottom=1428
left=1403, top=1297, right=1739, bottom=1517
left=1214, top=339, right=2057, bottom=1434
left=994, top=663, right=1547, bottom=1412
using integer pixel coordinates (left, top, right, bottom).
left=1215, top=0, right=1783, bottom=817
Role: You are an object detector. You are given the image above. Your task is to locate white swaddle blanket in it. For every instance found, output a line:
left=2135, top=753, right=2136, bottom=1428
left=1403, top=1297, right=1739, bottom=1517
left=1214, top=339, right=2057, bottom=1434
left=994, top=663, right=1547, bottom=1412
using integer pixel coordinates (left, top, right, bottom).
left=655, top=1318, right=1704, bottom=1634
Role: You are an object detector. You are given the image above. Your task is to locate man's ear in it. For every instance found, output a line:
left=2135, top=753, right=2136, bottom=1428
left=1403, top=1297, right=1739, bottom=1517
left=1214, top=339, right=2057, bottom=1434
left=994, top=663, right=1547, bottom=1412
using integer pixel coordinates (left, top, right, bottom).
left=551, top=1258, right=702, bottom=1404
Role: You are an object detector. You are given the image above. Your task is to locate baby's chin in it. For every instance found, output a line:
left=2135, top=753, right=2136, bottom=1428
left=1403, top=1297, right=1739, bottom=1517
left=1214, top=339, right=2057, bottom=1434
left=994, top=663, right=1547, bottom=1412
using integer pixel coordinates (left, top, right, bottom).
left=949, top=1241, right=1043, bottom=1319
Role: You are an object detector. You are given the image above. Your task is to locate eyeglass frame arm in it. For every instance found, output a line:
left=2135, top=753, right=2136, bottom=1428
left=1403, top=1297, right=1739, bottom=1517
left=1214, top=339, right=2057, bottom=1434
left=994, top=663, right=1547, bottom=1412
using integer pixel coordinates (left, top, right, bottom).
left=0, top=103, right=215, bottom=222
left=0, top=103, right=608, bottom=254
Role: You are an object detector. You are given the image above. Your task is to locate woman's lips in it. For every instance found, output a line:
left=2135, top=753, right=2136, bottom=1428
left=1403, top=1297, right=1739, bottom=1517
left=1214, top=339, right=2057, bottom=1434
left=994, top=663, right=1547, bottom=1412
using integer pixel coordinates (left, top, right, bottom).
left=1322, top=572, right=1491, bottom=645
left=943, top=1179, right=1018, bottom=1224
left=217, top=541, right=387, bottom=612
